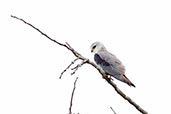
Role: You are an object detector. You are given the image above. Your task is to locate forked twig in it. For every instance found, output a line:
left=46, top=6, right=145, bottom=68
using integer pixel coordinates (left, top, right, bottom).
left=60, top=58, right=79, bottom=79
left=71, top=59, right=88, bottom=75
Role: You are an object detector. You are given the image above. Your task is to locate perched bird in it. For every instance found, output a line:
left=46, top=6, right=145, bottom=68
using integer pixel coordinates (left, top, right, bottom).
left=90, top=41, right=135, bottom=87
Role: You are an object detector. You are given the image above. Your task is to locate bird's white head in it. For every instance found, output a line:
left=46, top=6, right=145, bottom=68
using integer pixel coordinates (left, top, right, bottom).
left=90, top=41, right=106, bottom=53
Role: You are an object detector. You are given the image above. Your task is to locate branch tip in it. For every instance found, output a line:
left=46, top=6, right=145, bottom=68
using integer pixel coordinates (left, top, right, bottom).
left=110, top=107, right=116, bottom=114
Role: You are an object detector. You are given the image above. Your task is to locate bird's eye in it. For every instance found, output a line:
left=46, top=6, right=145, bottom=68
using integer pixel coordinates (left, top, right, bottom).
left=92, top=45, right=96, bottom=49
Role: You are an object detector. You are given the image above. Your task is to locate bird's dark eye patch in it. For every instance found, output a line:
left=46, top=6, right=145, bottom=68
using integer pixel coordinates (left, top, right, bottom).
left=92, top=45, right=96, bottom=49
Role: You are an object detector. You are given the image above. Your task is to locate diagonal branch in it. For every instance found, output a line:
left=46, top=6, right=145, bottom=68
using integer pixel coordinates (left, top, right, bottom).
left=10, top=15, right=69, bottom=49
left=11, top=15, right=148, bottom=114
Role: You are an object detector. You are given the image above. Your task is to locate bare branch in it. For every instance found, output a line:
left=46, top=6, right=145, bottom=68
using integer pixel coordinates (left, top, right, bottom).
left=11, top=15, right=148, bottom=114
left=59, top=58, right=79, bottom=79
left=110, top=107, right=116, bottom=114
left=69, top=77, right=78, bottom=114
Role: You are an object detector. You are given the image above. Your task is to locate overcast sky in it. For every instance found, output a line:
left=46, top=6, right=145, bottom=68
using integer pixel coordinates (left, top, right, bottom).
left=1, top=0, right=171, bottom=114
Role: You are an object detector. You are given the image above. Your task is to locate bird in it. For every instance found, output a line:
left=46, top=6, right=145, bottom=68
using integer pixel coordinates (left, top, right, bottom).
left=90, top=41, right=135, bottom=87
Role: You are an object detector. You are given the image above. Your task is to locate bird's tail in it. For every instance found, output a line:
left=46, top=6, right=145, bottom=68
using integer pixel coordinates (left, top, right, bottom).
left=123, top=74, right=136, bottom=87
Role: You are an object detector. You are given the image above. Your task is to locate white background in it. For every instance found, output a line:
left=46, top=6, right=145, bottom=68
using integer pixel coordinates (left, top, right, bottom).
left=1, top=0, right=171, bottom=114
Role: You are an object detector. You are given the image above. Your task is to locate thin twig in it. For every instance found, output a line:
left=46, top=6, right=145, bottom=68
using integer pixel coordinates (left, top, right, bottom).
left=71, top=59, right=88, bottom=75
left=11, top=15, right=148, bottom=114
left=69, top=77, right=78, bottom=114
left=59, top=58, right=79, bottom=79
left=110, top=107, right=116, bottom=114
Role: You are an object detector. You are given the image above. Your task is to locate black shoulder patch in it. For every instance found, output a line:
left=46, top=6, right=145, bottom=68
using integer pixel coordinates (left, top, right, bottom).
left=94, top=54, right=110, bottom=66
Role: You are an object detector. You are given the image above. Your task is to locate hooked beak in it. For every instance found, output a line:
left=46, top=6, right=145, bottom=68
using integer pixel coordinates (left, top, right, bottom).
left=91, top=49, right=93, bottom=53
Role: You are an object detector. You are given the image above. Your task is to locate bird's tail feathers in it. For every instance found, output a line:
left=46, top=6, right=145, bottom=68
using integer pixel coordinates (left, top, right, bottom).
left=123, top=75, right=136, bottom=87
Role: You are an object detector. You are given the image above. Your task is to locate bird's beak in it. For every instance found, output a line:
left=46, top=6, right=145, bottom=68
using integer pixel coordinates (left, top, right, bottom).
left=91, top=49, right=93, bottom=53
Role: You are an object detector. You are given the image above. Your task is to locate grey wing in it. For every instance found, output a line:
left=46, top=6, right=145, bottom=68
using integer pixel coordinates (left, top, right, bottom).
left=95, top=51, right=135, bottom=87
left=95, top=51, right=125, bottom=76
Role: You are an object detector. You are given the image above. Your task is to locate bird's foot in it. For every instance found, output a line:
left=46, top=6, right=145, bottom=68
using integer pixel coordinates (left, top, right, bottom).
left=108, top=75, right=113, bottom=81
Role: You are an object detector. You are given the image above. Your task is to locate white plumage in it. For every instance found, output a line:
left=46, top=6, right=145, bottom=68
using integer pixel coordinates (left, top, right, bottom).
left=90, top=41, right=135, bottom=87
